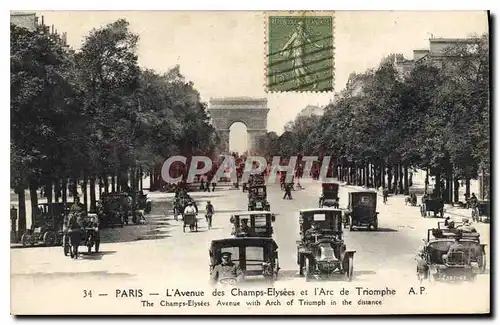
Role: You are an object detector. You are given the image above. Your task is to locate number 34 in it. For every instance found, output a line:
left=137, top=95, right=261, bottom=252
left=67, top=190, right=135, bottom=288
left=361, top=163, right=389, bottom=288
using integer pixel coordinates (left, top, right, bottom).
left=83, top=290, right=92, bottom=298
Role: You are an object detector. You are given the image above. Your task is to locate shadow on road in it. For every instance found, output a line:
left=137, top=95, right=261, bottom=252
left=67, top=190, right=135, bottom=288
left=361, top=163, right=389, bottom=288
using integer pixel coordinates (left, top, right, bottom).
left=213, top=209, right=247, bottom=214
left=277, top=269, right=301, bottom=280
left=98, top=201, right=174, bottom=244
left=354, top=270, right=376, bottom=276
left=80, top=250, right=117, bottom=261
left=350, top=228, right=398, bottom=233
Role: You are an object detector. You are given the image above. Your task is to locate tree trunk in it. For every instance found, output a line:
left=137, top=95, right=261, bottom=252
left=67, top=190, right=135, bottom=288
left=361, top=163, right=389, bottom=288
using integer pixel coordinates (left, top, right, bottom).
left=445, top=168, right=453, bottom=204
left=136, top=168, right=140, bottom=190
left=111, top=174, right=116, bottom=193
left=403, top=165, right=409, bottom=195
left=381, top=165, right=386, bottom=189
left=435, top=172, right=441, bottom=198
left=139, top=167, right=143, bottom=191
left=130, top=168, right=136, bottom=191
left=149, top=169, right=154, bottom=191
left=82, top=174, right=88, bottom=211
left=425, top=168, right=429, bottom=195
left=453, top=177, right=460, bottom=203
left=17, top=188, right=27, bottom=233
left=393, top=165, right=399, bottom=194
left=71, top=178, right=78, bottom=198
left=104, top=176, right=109, bottom=194
left=98, top=177, right=103, bottom=197
left=465, top=178, right=471, bottom=197
left=120, top=170, right=129, bottom=192
left=364, top=163, right=369, bottom=187
left=90, top=177, right=97, bottom=213
left=54, top=180, right=61, bottom=203
left=62, top=179, right=67, bottom=204
left=371, top=164, right=376, bottom=188
left=29, top=181, right=39, bottom=227
left=398, top=164, right=404, bottom=194
left=387, top=166, right=392, bottom=192
left=46, top=180, right=53, bottom=205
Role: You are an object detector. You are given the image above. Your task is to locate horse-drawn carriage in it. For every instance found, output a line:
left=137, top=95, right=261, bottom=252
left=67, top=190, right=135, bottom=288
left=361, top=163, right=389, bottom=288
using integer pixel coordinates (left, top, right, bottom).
left=344, top=191, right=379, bottom=231
left=416, top=227, right=486, bottom=282
left=230, top=211, right=276, bottom=238
left=319, top=183, right=340, bottom=208
left=21, top=202, right=70, bottom=247
left=297, top=208, right=355, bottom=281
left=209, top=237, right=279, bottom=284
left=62, top=213, right=101, bottom=257
left=248, top=185, right=270, bottom=211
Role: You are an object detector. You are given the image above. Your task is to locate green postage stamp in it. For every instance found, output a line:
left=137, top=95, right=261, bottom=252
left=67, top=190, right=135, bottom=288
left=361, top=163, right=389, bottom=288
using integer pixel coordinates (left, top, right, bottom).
left=266, top=12, right=335, bottom=92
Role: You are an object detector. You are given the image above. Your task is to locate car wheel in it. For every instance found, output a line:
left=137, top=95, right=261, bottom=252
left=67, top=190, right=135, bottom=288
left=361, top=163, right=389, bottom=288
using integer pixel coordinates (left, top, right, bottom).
left=43, top=230, right=57, bottom=246
left=21, top=233, right=31, bottom=247
left=63, top=236, right=69, bottom=256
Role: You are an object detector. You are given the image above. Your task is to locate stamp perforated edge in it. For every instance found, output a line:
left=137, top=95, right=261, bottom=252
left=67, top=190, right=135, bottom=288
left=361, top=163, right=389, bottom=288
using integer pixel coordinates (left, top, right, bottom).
left=264, top=11, right=336, bottom=94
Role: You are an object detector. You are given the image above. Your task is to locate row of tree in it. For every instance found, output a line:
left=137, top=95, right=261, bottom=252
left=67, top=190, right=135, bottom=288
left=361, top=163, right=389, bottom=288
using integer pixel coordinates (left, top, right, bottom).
left=11, top=19, right=218, bottom=231
left=260, top=34, right=490, bottom=202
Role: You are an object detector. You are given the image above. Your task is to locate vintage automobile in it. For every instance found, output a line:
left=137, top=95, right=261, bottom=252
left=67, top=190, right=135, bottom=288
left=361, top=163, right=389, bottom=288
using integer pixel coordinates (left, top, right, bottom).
left=62, top=213, right=101, bottom=256
left=319, top=183, right=340, bottom=208
left=297, top=208, right=355, bottom=281
left=243, top=174, right=261, bottom=192
left=421, top=197, right=444, bottom=218
left=97, top=193, right=132, bottom=227
left=21, top=202, right=71, bottom=247
left=248, top=185, right=270, bottom=211
left=248, top=173, right=265, bottom=187
left=344, top=191, right=379, bottom=231
left=209, top=237, right=279, bottom=284
left=230, top=211, right=276, bottom=238
left=416, top=229, right=486, bottom=282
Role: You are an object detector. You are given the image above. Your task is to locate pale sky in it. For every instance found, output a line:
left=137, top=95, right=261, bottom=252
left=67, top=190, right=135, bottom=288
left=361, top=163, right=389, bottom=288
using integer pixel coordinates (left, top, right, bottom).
left=35, top=11, right=488, bottom=152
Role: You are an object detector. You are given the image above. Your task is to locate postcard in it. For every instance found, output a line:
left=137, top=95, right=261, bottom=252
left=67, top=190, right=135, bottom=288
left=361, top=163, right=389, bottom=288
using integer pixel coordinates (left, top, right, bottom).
left=10, top=10, right=490, bottom=315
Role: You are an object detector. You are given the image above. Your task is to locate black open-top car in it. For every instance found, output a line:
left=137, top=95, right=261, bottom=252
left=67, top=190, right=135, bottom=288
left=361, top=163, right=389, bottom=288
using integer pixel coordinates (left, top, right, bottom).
left=297, top=208, right=355, bottom=281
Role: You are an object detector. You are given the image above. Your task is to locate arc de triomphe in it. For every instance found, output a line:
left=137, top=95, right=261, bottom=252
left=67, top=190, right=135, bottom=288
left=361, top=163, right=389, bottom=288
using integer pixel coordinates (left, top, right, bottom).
left=208, top=97, right=269, bottom=154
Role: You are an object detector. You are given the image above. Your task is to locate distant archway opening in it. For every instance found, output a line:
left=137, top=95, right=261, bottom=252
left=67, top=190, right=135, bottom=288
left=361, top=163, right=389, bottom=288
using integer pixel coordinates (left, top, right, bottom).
left=229, top=122, right=248, bottom=156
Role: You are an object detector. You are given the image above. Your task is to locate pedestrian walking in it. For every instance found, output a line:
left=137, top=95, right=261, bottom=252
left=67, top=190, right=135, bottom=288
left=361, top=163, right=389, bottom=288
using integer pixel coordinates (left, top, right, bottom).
left=283, top=183, right=293, bottom=200
left=383, top=187, right=389, bottom=204
left=205, top=200, right=214, bottom=229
